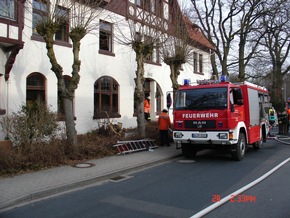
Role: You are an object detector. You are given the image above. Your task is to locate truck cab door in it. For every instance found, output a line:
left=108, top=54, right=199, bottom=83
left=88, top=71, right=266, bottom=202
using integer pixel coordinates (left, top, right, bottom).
left=230, top=88, right=244, bottom=122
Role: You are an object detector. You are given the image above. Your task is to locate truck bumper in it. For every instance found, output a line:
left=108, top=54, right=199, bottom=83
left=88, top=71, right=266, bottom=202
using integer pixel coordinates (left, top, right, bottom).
left=173, top=130, right=238, bottom=148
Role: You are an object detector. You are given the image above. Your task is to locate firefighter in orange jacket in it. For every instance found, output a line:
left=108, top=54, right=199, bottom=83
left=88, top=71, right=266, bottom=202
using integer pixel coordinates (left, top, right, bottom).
left=144, top=96, right=151, bottom=121
left=158, top=109, right=171, bottom=146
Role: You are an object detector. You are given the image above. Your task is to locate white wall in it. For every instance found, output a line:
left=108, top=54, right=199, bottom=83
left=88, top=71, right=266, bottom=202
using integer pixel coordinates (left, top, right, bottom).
left=0, top=4, right=212, bottom=139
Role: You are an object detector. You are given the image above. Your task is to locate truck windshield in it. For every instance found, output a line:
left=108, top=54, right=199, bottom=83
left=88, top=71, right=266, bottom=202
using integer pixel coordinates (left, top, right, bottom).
left=175, top=87, right=228, bottom=110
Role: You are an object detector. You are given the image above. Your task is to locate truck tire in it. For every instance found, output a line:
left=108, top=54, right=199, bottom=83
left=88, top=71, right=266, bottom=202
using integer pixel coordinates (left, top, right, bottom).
left=253, top=140, right=261, bottom=150
left=253, top=126, right=265, bottom=150
left=231, top=133, right=246, bottom=161
left=181, top=143, right=197, bottom=158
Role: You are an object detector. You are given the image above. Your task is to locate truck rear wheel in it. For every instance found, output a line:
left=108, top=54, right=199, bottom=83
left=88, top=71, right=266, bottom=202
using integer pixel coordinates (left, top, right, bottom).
left=253, top=127, right=265, bottom=150
left=253, top=140, right=261, bottom=150
left=181, top=143, right=197, bottom=158
left=231, top=133, right=246, bottom=161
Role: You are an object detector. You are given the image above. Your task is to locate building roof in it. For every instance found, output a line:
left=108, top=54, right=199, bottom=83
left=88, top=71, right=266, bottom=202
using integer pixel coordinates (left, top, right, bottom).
left=183, top=16, right=216, bottom=51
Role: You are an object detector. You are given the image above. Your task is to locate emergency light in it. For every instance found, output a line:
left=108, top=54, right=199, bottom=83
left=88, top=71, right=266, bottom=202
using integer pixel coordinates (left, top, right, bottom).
left=220, top=75, right=227, bottom=82
left=197, top=79, right=219, bottom=85
left=184, top=79, right=190, bottom=85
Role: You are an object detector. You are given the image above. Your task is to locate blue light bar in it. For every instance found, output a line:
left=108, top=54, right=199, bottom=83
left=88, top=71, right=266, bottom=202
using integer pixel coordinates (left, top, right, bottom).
left=220, top=75, right=227, bottom=82
left=184, top=79, right=190, bottom=85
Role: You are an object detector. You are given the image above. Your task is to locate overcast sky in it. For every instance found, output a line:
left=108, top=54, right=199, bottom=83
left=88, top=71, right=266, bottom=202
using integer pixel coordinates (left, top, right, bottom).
left=178, top=0, right=191, bottom=8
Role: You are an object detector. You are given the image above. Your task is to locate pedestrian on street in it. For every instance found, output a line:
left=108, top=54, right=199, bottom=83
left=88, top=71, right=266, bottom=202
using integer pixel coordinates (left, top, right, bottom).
left=158, top=108, right=171, bottom=146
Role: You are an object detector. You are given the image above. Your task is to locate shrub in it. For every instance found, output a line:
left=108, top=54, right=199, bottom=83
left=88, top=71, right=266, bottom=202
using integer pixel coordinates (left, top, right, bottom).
left=0, top=103, right=62, bottom=153
left=0, top=117, right=161, bottom=177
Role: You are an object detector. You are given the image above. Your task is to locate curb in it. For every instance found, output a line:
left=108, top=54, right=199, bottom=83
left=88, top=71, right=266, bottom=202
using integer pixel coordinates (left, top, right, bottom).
left=0, top=154, right=182, bottom=211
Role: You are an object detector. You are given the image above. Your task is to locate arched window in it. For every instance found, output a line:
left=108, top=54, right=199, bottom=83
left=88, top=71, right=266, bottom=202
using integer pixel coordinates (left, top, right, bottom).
left=94, top=76, right=120, bottom=119
left=26, top=72, right=46, bottom=106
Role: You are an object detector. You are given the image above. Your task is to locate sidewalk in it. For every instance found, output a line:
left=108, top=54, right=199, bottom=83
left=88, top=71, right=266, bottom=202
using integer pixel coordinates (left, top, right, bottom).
left=0, top=144, right=181, bottom=211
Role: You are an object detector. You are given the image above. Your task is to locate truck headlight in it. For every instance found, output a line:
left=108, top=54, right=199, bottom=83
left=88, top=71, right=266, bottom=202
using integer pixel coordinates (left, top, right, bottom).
left=174, top=132, right=184, bottom=138
left=218, top=133, right=228, bottom=139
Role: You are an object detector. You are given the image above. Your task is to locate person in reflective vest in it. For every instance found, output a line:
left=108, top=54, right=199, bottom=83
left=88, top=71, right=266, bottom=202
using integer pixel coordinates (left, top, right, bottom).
left=158, top=109, right=171, bottom=146
left=144, top=96, right=151, bottom=121
left=268, top=107, right=276, bottom=126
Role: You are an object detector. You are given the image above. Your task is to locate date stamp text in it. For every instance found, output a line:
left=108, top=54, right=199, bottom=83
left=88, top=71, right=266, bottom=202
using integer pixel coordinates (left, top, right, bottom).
left=212, top=194, right=256, bottom=203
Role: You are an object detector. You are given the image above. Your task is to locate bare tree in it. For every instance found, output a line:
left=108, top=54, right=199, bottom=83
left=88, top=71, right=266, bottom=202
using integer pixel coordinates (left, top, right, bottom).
left=258, top=0, right=290, bottom=111
left=190, top=0, right=269, bottom=81
left=29, top=0, right=108, bottom=149
left=131, top=24, right=163, bottom=137
left=114, top=4, right=166, bottom=137
left=190, top=0, right=237, bottom=77
left=160, top=8, right=194, bottom=99
left=234, top=0, right=270, bottom=81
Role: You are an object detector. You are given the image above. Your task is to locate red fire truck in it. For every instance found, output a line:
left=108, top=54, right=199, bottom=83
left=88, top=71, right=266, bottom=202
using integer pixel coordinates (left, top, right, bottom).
left=173, top=79, right=271, bottom=161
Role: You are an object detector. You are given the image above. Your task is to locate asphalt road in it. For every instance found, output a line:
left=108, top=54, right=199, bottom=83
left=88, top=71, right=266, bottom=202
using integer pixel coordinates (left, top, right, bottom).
left=205, top=159, right=290, bottom=218
left=1, top=139, right=289, bottom=218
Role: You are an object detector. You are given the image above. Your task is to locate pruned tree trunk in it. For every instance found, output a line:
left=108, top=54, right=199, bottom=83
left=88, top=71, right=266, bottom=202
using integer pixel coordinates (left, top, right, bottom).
left=63, top=98, right=77, bottom=146
left=169, top=64, right=180, bottom=92
left=135, top=52, right=146, bottom=137
left=31, top=0, right=107, bottom=150
left=271, top=67, right=285, bottom=112
left=169, top=63, right=180, bottom=108
left=63, top=29, right=83, bottom=148
left=37, top=22, right=85, bottom=148
left=210, top=51, right=219, bottom=80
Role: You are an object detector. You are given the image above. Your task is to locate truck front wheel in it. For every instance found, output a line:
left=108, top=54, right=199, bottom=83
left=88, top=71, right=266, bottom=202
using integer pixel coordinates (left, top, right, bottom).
left=231, top=133, right=246, bottom=161
left=181, top=143, right=197, bottom=158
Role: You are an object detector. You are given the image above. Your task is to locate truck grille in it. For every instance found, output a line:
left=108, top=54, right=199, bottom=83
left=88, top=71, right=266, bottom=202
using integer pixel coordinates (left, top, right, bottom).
left=184, top=120, right=216, bottom=129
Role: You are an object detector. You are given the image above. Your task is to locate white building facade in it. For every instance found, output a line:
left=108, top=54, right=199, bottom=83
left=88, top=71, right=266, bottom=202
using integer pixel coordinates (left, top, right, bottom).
left=0, top=0, right=214, bottom=140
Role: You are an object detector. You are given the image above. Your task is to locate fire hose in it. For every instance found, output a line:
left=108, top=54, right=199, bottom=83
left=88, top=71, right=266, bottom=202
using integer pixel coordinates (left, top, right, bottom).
left=273, top=135, right=290, bottom=145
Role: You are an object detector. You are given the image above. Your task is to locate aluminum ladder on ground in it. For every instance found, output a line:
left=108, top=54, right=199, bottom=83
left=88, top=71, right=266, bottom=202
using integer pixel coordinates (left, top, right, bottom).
left=113, top=139, right=158, bottom=155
